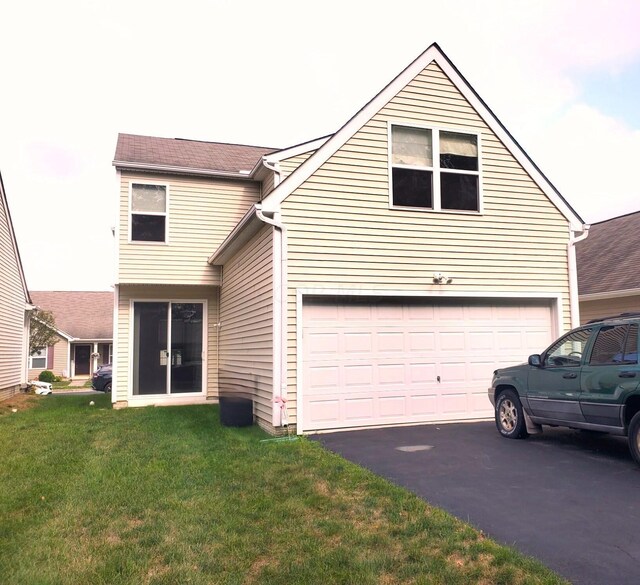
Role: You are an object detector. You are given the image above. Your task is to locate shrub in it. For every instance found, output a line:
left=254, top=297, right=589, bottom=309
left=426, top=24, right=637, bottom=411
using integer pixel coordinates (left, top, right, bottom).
left=38, top=370, right=56, bottom=384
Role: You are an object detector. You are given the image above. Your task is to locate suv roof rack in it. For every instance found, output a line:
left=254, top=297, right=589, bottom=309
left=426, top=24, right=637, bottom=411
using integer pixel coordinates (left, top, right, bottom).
left=587, top=312, right=640, bottom=324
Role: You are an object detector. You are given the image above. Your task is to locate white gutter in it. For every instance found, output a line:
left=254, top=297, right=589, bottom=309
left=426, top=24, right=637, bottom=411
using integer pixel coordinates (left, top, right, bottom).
left=112, top=161, right=254, bottom=180
left=255, top=205, right=288, bottom=428
left=568, top=225, right=590, bottom=328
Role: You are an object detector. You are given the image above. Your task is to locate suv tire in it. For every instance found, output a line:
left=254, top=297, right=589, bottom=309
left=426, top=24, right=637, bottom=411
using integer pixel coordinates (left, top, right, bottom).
left=495, top=389, right=528, bottom=439
left=628, top=411, right=640, bottom=465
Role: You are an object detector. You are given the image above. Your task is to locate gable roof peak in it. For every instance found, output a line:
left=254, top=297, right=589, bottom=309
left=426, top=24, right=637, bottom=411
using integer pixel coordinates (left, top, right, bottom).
left=260, top=42, right=584, bottom=230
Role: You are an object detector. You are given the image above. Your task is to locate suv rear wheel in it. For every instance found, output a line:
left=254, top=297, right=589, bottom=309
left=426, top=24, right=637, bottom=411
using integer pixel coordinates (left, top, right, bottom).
left=628, top=411, right=640, bottom=465
left=495, top=389, right=528, bottom=439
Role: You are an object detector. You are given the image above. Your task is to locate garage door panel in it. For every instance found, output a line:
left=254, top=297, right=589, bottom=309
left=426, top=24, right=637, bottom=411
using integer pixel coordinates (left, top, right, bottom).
left=344, top=398, right=374, bottom=420
left=378, top=396, right=406, bottom=417
left=343, top=332, right=373, bottom=354
left=411, top=394, right=438, bottom=415
left=409, top=332, right=436, bottom=352
left=302, top=297, right=554, bottom=432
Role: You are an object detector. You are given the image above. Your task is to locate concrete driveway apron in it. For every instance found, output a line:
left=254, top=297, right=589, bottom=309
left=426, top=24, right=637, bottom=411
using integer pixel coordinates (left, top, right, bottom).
left=312, top=421, right=640, bottom=585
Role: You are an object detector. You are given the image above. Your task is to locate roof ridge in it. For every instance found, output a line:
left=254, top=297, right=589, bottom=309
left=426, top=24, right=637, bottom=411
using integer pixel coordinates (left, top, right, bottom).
left=591, top=209, right=640, bottom=226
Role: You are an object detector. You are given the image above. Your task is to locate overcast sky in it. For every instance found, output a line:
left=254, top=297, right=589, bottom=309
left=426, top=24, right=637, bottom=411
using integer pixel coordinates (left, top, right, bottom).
left=1, top=0, right=639, bottom=292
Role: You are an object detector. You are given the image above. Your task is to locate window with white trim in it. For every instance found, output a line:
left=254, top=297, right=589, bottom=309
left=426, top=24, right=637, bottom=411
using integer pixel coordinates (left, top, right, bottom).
left=390, top=125, right=480, bottom=212
left=30, top=347, right=48, bottom=369
left=130, top=183, right=167, bottom=242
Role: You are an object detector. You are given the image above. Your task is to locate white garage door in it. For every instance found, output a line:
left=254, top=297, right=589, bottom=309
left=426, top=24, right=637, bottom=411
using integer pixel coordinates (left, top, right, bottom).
left=301, top=297, right=554, bottom=432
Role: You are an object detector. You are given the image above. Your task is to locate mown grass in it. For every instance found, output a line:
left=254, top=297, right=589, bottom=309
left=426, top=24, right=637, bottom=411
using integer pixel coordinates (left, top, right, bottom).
left=0, top=395, right=568, bottom=585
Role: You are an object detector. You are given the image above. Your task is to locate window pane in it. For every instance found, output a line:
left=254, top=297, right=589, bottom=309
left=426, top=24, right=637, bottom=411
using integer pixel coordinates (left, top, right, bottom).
left=440, top=132, right=478, bottom=170
left=32, top=358, right=46, bottom=368
left=392, top=167, right=432, bottom=208
left=589, top=326, right=627, bottom=365
left=170, top=303, right=203, bottom=394
left=441, top=173, right=479, bottom=211
left=545, top=329, right=591, bottom=367
left=392, top=127, right=432, bottom=166
left=132, top=184, right=166, bottom=213
left=624, top=324, right=638, bottom=363
left=132, top=214, right=166, bottom=242
left=133, top=302, right=168, bottom=395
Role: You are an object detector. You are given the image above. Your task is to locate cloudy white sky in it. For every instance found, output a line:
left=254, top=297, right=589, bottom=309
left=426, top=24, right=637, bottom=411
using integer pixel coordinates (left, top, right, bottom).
left=1, top=0, right=639, bottom=291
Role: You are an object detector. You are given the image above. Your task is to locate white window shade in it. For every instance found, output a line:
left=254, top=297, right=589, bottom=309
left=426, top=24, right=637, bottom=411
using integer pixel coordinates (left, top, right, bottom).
left=132, top=184, right=166, bottom=213
left=440, top=131, right=477, bottom=157
left=392, top=127, right=432, bottom=166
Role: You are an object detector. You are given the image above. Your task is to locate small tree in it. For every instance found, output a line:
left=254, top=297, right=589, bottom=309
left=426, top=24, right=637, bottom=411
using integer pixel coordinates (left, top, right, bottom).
left=29, top=309, right=60, bottom=355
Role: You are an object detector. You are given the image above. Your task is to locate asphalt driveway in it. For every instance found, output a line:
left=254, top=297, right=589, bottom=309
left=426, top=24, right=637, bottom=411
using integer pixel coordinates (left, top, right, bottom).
left=312, top=421, right=640, bottom=585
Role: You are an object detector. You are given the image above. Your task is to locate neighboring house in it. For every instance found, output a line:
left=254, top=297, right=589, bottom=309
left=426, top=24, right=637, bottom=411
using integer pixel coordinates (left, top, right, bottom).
left=577, top=211, right=640, bottom=324
left=0, top=171, right=32, bottom=402
left=112, top=43, right=586, bottom=434
left=28, top=291, right=114, bottom=379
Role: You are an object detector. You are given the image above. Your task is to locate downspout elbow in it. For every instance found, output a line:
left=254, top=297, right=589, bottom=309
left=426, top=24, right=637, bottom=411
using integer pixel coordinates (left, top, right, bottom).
left=262, top=158, right=282, bottom=189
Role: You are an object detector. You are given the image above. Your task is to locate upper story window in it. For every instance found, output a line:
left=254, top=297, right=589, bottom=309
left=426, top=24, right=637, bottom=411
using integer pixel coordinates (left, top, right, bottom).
left=390, top=124, right=480, bottom=212
left=30, top=347, right=48, bottom=369
left=130, top=183, right=167, bottom=242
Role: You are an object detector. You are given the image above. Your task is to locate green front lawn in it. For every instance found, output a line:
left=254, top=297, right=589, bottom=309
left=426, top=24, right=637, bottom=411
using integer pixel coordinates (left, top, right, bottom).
left=0, top=395, right=567, bottom=585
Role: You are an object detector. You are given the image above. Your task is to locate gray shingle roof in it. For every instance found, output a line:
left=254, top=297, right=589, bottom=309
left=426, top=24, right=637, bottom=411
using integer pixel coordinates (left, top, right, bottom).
left=113, top=134, right=278, bottom=175
left=576, top=211, right=640, bottom=296
left=30, top=291, right=113, bottom=340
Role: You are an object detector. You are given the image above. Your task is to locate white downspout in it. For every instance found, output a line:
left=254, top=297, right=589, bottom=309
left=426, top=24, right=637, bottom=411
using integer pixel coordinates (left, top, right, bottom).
left=568, top=225, right=590, bottom=329
left=256, top=204, right=288, bottom=428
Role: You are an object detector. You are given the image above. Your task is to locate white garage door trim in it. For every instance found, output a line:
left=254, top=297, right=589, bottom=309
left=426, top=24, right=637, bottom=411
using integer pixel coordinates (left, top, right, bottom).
left=297, top=289, right=563, bottom=434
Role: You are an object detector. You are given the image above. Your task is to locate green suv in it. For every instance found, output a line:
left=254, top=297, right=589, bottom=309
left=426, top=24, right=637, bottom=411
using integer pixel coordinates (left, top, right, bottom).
left=488, top=314, right=640, bottom=464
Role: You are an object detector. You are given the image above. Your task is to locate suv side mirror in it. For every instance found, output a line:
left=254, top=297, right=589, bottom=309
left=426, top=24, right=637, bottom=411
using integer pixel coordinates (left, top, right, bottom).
left=528, top=354, right=542, bottom=367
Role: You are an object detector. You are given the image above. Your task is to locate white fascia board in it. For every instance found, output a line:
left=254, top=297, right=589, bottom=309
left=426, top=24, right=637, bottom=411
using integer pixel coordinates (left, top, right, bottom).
left=208, top=204, right=263, bottom=265
left=263, top=135, right=332, bottom=163
left=260, top=43, right=584, bottom=231
left=579, top=288, right=640, bottom=301
left=112, top=161, right=255, bottom=180
left=246, top=136, right=332, bottom=178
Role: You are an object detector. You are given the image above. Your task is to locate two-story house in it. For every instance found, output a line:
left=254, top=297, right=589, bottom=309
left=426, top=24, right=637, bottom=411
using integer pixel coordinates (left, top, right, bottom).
left=112, top=43, right=586, bottom=434
left=0, top=171, right=32, bottom=402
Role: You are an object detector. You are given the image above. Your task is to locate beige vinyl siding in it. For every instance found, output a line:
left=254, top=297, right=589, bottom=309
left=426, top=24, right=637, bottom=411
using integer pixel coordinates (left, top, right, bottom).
left=279, top=152, right=315, bottom=180
left=118, top=172, right=261, bottom=285
left=580, top=295, right=640, bottom=325
left=260, top=168, right=276, bottom=199
left=0, top=192, right=28, bottom=401
left=114, top=285, right=219, bottom=403
left=28, top=335, right=69, bottom=379
left=219, top=225, right=274, bottom=430
left=280, top=61, right=573, bottom=425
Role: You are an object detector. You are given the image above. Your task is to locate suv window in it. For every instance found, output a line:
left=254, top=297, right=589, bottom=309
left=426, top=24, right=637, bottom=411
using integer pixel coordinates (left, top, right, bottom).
left=589, top=324, right=638, bottom=365
left=544, top=328, right=592, bottom=367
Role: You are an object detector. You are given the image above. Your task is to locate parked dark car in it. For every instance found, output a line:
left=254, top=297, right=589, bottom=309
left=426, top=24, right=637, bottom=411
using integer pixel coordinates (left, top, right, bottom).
left=92, top=363, right=112, bottom=392
left=488, top=313, right=640, bottom=464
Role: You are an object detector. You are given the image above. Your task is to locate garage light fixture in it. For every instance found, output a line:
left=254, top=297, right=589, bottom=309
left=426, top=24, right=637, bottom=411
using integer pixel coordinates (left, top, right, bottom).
left=433, top=272, right=453, bottom=285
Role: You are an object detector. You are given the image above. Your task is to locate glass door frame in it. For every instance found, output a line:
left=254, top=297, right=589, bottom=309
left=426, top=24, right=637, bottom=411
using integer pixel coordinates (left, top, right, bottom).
left=129, top=298, right=207, bottom=398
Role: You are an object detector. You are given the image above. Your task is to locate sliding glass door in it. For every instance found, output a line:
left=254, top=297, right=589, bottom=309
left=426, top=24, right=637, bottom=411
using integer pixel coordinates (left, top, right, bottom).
left=132, top=301, right=204, bottom=396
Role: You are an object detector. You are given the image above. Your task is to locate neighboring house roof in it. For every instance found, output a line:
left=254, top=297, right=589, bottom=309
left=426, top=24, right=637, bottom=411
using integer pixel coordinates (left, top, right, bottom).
left=113, top=134, right=278, bottom=178
left=0, top=171, right=31, bottom=305
left=577, top=211, right=640, bottom=297
left=30, top=291, right=114, bottom=340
